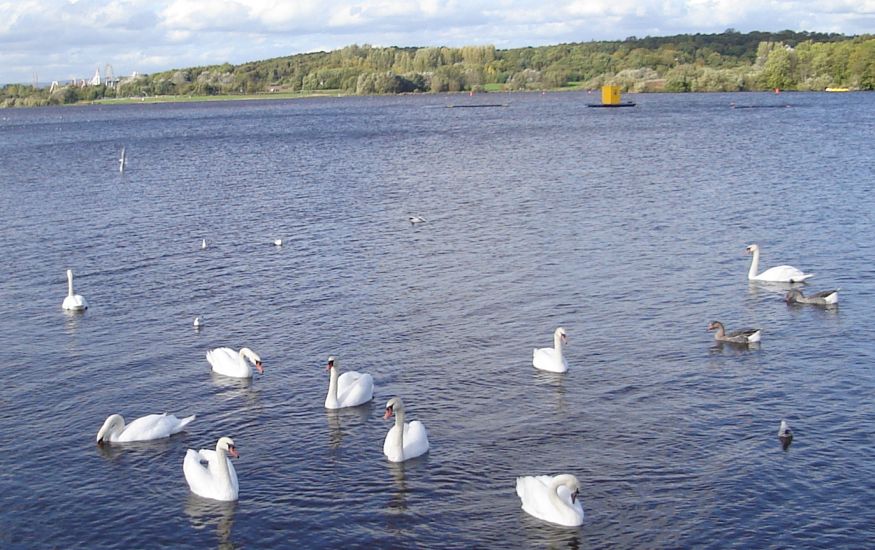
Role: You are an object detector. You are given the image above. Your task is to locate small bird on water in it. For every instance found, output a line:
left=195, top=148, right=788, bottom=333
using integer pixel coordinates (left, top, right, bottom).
left=778, top=419, right=793, bottom=450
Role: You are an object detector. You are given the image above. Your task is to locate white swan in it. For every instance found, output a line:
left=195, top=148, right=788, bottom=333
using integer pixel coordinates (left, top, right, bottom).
left=193, top=316, right=203, bottom=328
left=201, top=238, right=207, bottom=250
left=324, top=356, right=374, bottom=409
left=119, top=146, right=126, bottom=173
left=62, top=269, right=88, bottom=311
left=746, top=244, right=813, bottom=283
left=408, top=215, right=427, bottom=224
left=383, top=397, right=429, bottom=462
left=273, top=239, right=283, bottom=247
left=533, top=327, right=568, bottom=373
left=206, top=347, right=263, bottom=378
left=516, top=474, right=584, bottom=527
left=96, top=413, right=196, bottom=444
left=183, top=436, right=239, bottom=501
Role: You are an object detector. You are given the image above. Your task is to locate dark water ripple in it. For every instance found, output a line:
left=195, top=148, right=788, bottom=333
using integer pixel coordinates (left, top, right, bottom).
left=1, top=91, right=874, bottom=548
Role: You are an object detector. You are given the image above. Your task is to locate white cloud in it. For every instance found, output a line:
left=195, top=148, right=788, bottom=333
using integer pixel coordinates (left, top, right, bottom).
left=0, top=0, right=872, bottom=84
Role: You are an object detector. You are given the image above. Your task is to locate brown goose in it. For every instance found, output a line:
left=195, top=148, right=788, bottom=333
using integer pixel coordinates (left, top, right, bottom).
left=785, top=288, right=839, bottom=305
left=707, top=321, right=761, bottom=344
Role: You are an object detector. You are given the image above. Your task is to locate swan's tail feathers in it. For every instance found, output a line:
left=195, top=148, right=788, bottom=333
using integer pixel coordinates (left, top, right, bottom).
left=178, top=414, right=197, bottom=429
left=747, top=330, right=762, bottom=343
left=793, top=273, right=815, bottom=282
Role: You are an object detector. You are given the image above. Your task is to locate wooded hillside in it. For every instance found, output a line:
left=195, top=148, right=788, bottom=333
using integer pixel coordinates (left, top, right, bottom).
left=3, top=30, right=873, bottom=107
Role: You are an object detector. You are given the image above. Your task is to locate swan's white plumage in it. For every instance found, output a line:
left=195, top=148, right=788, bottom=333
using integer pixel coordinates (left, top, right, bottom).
left=533, top=327, right=568, bottom=373
left=62, top=269, right=88, bottom=311
left=193, top=315, right=203, bottom=328
left=206, top=347, right=263, bottom=378
left=96, top=413, right=196, bottom=444
left=383, top=397, right=429, bottom=462
left=516, top=474, right=584, bottom=527
left=324, top=356, right=374, bottom=409
left=746, top=244, right=813, bottom=283
left=183, top=437, right=239, bottom=501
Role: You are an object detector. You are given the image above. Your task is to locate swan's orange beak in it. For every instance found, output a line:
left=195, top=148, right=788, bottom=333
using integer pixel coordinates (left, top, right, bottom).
left=228, top=446, right=239, bottom=459
left=255, top=361, right=264, bottom=374
left=326, top=359, right=334, bottom=371
left=383, top=407, right=393, bottom=420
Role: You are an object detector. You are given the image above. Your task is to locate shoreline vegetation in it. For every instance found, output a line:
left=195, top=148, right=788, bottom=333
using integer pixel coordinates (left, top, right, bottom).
left=3, top=30, right=873, bottom=108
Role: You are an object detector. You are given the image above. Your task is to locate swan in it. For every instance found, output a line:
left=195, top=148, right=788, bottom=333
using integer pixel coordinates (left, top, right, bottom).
left=707, top=321, right=761, bottom=344
left=62, top=269, right=88, bottom=311
left=183, top=437, right=239, bottom=501
left=533, top=327, right=568, bottom=373
left=515, top=474, right=584, bottom=527
left=119, top=146, right=126, bottom=173
left=785, top=288, right=839, bottom=305
left=96, top=412, right=196, bottom=445
left=206, top=347, right=263, bottom=378
left=324, top=356, right=374, bottom=409
left=193, top=315, right=203, bottom=328
left=273, top=239, right=283, bottom=247
left=408, top=215, right=427, bottom=224
left=201, top=239, right=207, bottom=250
left=745, top=244, right=813, bottom=283
left=383, top=397, right=429, bottom=462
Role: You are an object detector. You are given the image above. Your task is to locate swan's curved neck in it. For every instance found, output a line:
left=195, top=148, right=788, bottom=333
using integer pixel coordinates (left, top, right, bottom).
left=67, top=270, right=74, bottom=297
left=215, top=446, right=232, bottom=483
left=327, top=367, right=339, bottom=403
left=712, top=324, right=725, bottom=339
left=748, top=248, right=760, bottom=279
left=389, top=408, right=406, bottom=458
left=548, top=475, right=576, bottom=514
left=553, top=333, right=565, bottom=356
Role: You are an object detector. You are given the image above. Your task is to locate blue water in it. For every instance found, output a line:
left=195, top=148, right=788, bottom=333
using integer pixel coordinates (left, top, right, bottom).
left=1, top=91, right=874, bottom=548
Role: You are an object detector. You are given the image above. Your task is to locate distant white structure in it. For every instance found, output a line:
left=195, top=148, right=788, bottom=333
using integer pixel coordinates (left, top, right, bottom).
left=90, top=66, right=101, bottom=86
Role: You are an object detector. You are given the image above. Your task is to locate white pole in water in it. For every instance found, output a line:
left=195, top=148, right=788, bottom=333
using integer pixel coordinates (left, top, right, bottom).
left=119, top=146, right=126, bottom=173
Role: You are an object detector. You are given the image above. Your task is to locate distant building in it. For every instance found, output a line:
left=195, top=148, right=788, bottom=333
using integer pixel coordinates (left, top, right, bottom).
left=89, top=67, right=101, bottom=86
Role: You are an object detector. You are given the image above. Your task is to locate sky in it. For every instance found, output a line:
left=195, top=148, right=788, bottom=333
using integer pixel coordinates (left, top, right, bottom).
left=1, top=0, right=873, bottom=85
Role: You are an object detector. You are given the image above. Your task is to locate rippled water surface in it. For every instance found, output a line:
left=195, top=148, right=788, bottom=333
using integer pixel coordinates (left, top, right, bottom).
left=1, top=91, right=874, bottom=548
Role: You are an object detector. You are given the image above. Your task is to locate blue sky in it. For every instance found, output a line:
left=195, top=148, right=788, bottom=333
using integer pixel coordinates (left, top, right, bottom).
left=1, top=0, right=873, bottom=85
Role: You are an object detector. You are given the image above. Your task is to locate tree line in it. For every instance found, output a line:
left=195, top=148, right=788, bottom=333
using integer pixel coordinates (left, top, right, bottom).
left=3, top=30, right=873, bottom=107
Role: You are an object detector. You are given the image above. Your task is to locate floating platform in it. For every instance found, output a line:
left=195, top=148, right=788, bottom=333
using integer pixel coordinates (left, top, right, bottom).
left=586, top=102, right=636, bottom=108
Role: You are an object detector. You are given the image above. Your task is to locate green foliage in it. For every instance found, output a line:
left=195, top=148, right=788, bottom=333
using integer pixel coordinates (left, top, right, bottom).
left=3, top=31, right=874, bottom=108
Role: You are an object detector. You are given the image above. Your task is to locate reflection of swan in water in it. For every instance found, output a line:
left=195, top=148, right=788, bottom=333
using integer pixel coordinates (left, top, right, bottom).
left=533, top=370, right=568, bottom=412
left=326, top=405, right=372, bottom=451
left=387, top=462, right=409, bottom=514
left=185, top=492, right=237, bottom=548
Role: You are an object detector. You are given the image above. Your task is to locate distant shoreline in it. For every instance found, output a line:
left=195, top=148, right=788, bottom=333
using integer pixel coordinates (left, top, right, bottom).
left=68, top=86, right=866, bottom=109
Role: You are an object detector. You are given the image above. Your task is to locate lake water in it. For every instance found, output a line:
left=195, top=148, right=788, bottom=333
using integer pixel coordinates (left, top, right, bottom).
left=1, top=91, right=874, bottom=548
